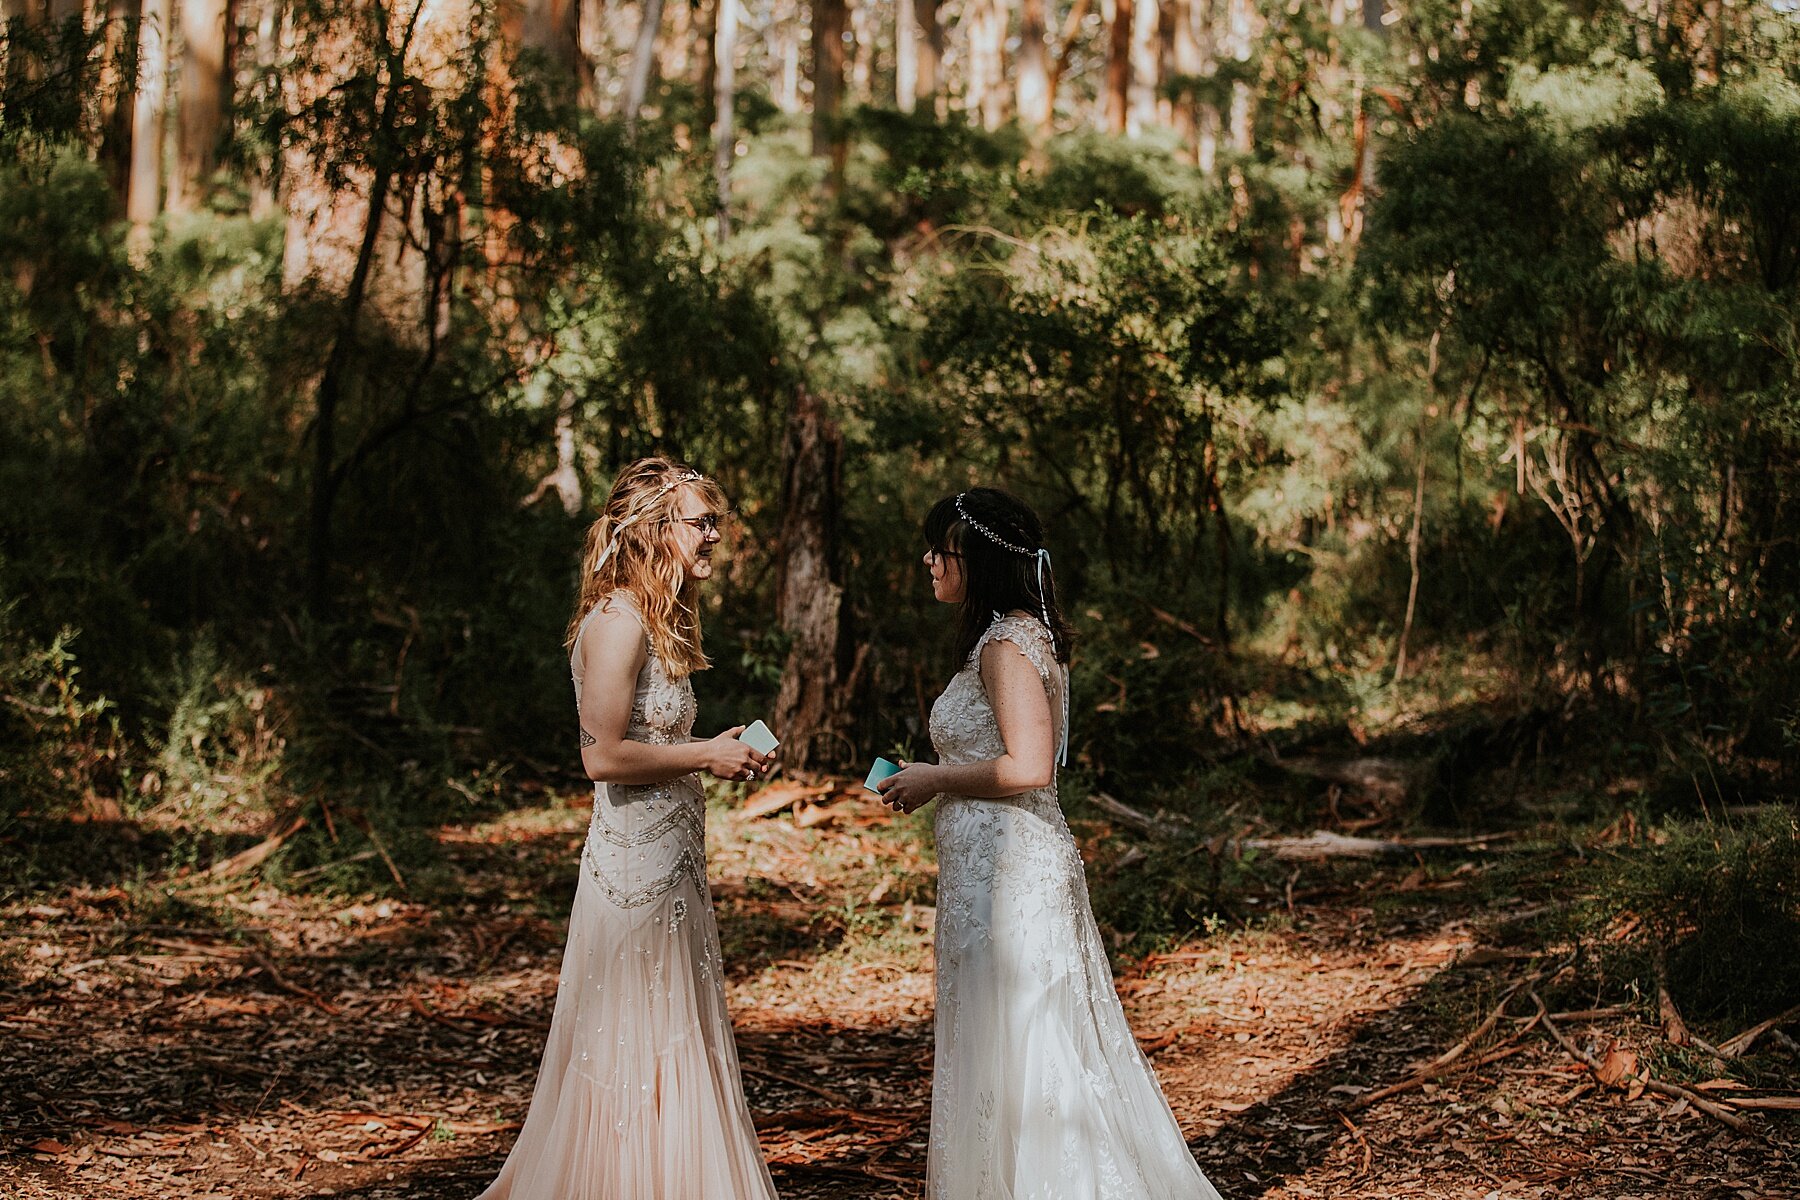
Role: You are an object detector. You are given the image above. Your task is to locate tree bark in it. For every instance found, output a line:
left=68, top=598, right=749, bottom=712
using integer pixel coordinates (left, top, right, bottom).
left=623, top=0, right=665, bottom=130
left=1128, top=0, right=1158, bottom=132
left=1105, top=0, right=1132, bottom=133
left=712, top=0, right=737, bottom=238
left=911, top=0, right=939, bottom=111
left=894, top=0, right=916, bottom=110
left=173, top=0, right=230, bottom=212
left=1018, top=0, right=1050, bottom=134
left=1045, top=0, right=1092, bottom=111
left=810, top=0, right=845, bottom=189
left=98, top=0, right=142, bottom=204
left=695, top=0, right=716, bottom=133
left=773, top=390, right=852, bottom=771
left=127, top=0, right=170, bottom=229
left=523, top=0, right=585, bottom=93
left=965, top=0, right=1006, bottom=129
left=1171, top=0, right=1202, bottom=159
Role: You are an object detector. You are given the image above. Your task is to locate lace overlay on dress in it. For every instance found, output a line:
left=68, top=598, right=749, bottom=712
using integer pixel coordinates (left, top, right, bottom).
left=925, top=613, right=1225, bottom=1200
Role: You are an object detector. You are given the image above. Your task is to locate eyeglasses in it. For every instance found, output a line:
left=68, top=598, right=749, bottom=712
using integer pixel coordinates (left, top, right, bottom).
left=669, top=513, right=726, bottom=536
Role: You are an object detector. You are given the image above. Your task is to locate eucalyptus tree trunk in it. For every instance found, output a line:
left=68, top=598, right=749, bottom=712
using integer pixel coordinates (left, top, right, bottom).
left=773, top=390, right=854, bottom=771
left=1128, top=0, right=1157, bottom=131
left=965, top=0, right=1005, bottom=129
left=173, top=0, right=230, bottom=212
left=1045, top=0, right=1092, bottom=120
left=127, top=0, right=170, bottom=229
left=911, top=0, right=940, bottom=111
left=1171, top=0, right=1203, bottom=161
left=523, top=0, right=585, bottom=93
left=1105, top=0, right=1132, bottom=133
left=895, top=0, right=916, bottom=110
left=98, top=0, right=142, bottom=203
left=712, top=0, right=737, bottom=238
left=695, top=0, right=716, bottom=131
left=811, top=0, right=845, bottom=190
left=1017, top=0, right=1051, bottom=135
left=1226, top=0, right=1251, bottom=151
left=623, top=0, right=665, bottom=129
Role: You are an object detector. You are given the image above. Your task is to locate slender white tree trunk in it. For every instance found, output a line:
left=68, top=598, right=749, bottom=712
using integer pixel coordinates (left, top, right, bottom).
left=624, top=0, right=666, bottom=130
left=1018, top=0, right=1051, bottom=133
left=128, top=0, right=171, bottom=230
left=713, top=0, right=737, bottom=239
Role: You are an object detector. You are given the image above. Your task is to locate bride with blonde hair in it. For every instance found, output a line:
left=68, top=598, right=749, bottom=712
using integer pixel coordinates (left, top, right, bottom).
left=478, top=456, right=779, bottom=1200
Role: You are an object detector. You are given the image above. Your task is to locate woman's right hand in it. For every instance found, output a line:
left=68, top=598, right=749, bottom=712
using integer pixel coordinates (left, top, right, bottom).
left=700, top=727, right=770, bottom=782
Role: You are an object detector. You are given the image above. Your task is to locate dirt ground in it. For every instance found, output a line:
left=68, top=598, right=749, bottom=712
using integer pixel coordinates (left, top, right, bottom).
left=3, top=784, right=1795, bottom=1199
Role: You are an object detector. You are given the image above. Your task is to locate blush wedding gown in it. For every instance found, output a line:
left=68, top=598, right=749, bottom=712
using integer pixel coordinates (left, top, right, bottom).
left=478, top=595, right=777, bottom=1200
left=926, top=613, right=1225, bottom=1200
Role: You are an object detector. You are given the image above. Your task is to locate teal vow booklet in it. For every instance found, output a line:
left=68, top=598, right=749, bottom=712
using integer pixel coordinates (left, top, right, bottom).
left=863, top=757, right=900, bottom=794
left=737, top=720, right=779, bottom=755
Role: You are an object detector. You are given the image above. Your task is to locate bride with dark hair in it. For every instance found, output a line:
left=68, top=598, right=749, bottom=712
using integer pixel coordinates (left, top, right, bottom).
left=879, top=487, right=1225, bottom=1200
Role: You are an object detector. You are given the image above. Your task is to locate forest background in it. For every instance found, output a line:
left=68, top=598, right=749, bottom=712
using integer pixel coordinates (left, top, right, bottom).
left=3, top=0, right=1800, bottom=1078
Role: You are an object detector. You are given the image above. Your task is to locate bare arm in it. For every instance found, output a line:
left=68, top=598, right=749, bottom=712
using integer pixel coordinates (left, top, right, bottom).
left=575, top=605, right=767, bottom=785
left=879, top=638, right=1056, bottom=811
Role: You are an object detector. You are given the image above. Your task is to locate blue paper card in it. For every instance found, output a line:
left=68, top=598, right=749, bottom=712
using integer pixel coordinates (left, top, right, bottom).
left=737, top=720, right=779, bottom=755
left=863, top=757, right=901, bottom=794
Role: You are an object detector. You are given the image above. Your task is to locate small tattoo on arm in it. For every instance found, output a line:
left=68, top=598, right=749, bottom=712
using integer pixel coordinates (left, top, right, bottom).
left=579, top=728, right=597, bottom=748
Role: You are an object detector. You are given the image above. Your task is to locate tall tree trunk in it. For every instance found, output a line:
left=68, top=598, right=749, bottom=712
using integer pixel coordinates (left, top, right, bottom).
left=811, top=0, right=845, bottom=190
left=623, top=0, right=665, bottom=130
left=1171, top=0, right=1202, bottom=160
left=773, top=0, right=799, bottom=110
left=127, top=0, right=170, bottom=230
left=1195, top=0, right=1218, bottom=170
left=966, top=0, right=1005, bottom=129
left=173, top=0, right=229, bottom=212
left=1128, top=0, right=1158, bottom=131
left=848, top=0, right=873, bottom=104
left=911, top=0, right=939, bottom=112
left=1226, top=0, right=1251, bottom=151
left=1105, top=0, right=1132, bottom=133
left=98, top=0, right=142, bottom=205
left=525, top=0, right=579, bottom=78
left=712, top=0, right=737, bottom=238
left=773, top=390, right=853, bottom=771
left=895, top=0, right=916, bottom=110
left=1045, top=0, right=1092, bottom=118
left=1018, top=0, right=1050, bottom=134
left=695, top=0, right=716, bottom=133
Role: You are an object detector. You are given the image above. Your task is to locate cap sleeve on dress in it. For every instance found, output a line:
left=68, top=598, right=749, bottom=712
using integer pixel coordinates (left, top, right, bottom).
left=975, top=614, right=1057, bottom=682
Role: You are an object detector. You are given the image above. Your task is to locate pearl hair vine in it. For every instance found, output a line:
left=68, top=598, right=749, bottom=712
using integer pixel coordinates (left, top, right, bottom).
left=953, top=492, right=1069, bottom=766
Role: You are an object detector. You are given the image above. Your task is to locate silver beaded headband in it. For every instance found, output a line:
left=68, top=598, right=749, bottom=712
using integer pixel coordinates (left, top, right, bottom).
left=953, top=492, right=1069, bottom=765
left=593, top=470, right=705, bottom=574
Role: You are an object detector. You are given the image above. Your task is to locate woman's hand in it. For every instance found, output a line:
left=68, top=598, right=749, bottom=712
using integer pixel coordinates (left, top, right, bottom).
left=878, top=761, right=940, bottom=813
left=699, top=727, right=772, bottom=783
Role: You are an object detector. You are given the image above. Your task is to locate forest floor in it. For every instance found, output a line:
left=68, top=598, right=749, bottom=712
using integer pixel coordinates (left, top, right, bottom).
left=2, top=779, right=1795, bottom=1200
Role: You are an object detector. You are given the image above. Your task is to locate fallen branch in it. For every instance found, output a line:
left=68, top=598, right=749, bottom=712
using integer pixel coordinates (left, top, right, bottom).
left=1530, top=991, right=1750, bottom=1132
left=740, top=1062, right=851, bottom=1106
left=1088, top=792, right=1192, bottom=838
left=248, top=952, right=341, bottom=1016
left=1346, top=969, right=1540, bottom=1112
left=205, top=813, right=308, bottom=878
left=1717, top=1003, right=1800, bottom=1060
left=1242, top=830, right=1516, bottom=861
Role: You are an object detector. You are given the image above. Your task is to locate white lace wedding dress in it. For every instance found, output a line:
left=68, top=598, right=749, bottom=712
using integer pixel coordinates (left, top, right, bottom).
left=926, top=613, right=1225, bottom=1200
left=478, top=595, right=777, bottom=1200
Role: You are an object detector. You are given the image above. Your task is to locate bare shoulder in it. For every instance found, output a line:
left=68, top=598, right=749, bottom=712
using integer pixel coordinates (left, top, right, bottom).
left=576, top=597, right=648, bottom=672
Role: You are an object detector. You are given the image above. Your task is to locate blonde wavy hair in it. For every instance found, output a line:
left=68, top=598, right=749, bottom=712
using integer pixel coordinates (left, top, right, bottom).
left=565, top=456, right=728, bottom=679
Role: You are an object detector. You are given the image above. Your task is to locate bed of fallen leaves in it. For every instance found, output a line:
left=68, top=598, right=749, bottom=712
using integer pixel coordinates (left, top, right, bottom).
left=2, top=776, right=1795, bottom=1200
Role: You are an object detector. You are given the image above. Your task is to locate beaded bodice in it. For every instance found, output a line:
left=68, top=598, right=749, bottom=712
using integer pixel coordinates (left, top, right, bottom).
left=570, top=595, right=706, bottom=910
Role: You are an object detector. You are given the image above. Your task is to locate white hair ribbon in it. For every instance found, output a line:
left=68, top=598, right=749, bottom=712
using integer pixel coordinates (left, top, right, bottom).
left=593, top=470, right=703, bottom=574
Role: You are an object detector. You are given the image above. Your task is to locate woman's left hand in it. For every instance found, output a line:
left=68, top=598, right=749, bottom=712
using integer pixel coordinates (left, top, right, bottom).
left=878, top=761, right=939, bottom=813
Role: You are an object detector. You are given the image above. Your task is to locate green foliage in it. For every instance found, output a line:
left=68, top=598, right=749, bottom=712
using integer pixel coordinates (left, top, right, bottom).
left=1584, top=810, right=1800, bottom=1025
